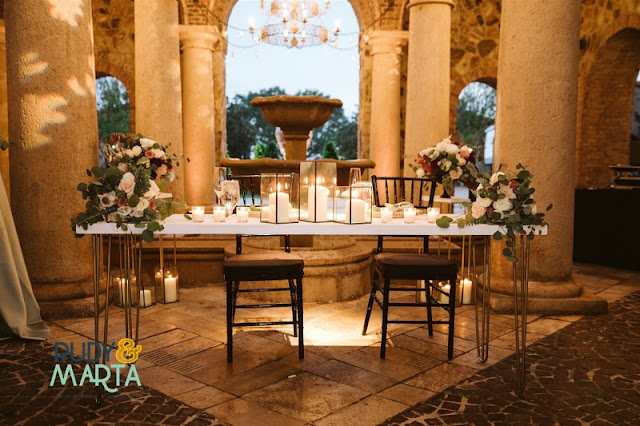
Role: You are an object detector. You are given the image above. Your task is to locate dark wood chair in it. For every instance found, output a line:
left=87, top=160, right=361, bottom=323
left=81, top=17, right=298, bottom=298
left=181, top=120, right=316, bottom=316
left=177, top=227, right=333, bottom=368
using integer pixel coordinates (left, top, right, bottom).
left=363, top=175, right=458, bottom=359
left=223, top=174, right=304, bottom=362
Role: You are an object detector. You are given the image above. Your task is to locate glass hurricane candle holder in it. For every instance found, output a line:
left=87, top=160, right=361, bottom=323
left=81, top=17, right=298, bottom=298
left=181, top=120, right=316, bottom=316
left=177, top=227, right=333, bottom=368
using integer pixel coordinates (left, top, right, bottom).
left=131, top=284, right=156, bottom=308
left=333, top=182, right=372, bottom=224
left=300, top=161, right=336, bottom=222
left=192, top=206, right=205, bottom=222
left=403, top=207, right=417, bottom=223
left=113, top=275, right=136, bottom=308
left=236, top=206, right=250, bottom=223
left=380, top=207, right=392, bottom=223
left=260, top=173, right=299, bottom=223
left=213, top=206, right=226, bottom=222
left=155, top=266, right=179, bottom=304
left=426, top=207, right=440, bottom=223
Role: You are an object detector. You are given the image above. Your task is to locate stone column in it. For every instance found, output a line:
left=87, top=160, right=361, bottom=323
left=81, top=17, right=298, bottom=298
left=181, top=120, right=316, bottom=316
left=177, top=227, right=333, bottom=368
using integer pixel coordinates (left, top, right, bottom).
left=404, top=0, right=454, bottom=175
left=5, top=0, right=99, bottom=317
left=213, top=37, right=227, bottom=166
left=490, top=0, right=604, bottom=314
left=369, top=31, right=408, bottom=177
left=180, top=25, right=218, bottom=208
left=135, top=0, right=184, bottom=201
left=0, top=24, right=9, bottom=196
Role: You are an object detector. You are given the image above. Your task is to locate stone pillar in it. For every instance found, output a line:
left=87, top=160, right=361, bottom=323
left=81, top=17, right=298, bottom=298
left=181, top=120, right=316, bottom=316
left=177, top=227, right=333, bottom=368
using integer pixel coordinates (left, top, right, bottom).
left=5, top=0, right=99, bottom=317
left=404, top=0, right=454, bottom=175
left=180, top=25, right=218, bottom=208
left=0, top=24, right=9, bottom=196
left=490, top=0, right=604, bottom=314
left=214, top=37, right=227, bottom=165
left=135, top=0, right=184, bottom=201
left=369, top=31, right=408, bottom=178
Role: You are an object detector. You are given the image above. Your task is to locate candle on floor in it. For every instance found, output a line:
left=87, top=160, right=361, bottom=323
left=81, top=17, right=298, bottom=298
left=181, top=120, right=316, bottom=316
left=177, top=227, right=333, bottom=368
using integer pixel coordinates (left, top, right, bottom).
left=138, top=289, right=152, bottom=307
left=404, top=207, right=416, bottom=223
left=461, top=278, right=473, bottom=304
left=117, top=278, right=127, bottom=306
left=380, top=207, right=392, bottom=223
left=236, top=206, right=249, bottom=223
left=439, top=283, right=450, bottom=304
left=213, top=206, right=226, bottom=222
left=164, top=273, right=178, bottom=303
left=192, top=206, right=205, bottom=222
left=427, top=207, right=440, bottom=223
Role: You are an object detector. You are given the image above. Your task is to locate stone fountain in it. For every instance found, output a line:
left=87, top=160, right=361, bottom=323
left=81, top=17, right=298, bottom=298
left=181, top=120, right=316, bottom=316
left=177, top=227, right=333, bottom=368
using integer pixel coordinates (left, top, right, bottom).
left=220, top=95, right=375, bottom=303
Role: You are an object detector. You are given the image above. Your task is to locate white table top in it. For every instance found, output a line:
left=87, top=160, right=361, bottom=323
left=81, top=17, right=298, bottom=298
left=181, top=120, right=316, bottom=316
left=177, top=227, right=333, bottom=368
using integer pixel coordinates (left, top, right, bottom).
left=75, top=214, right=548, bottom=237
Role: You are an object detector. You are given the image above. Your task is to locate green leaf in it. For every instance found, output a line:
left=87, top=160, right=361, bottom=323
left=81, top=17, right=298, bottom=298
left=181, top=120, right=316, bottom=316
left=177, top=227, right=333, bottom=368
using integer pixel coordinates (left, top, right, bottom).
left=86, top=169, right=92, bottom=177
left=141, top=229, right=154, bottom=243
left=546, top=204, right=553, bottom=211
left=492, top=231, right=502, bottom=240
left=503, top=248, right=512, bottom=257
left=147, top=220, right=161, bottom=232
left=517, top=170, right=531, bottom=180
left=507, top=256, right=517, bottom=263
left=77, top=182, right=87, bottom=192
left=184, top=213, right=192, bottom=220
left=91, top=166, right=104, bottom=178
left=128, top=194, right=139, bottom=208
left=435, top=217, right=451, bottom=228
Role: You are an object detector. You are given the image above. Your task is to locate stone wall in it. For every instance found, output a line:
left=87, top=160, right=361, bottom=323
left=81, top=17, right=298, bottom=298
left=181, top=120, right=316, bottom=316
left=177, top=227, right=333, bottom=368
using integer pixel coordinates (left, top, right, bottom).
left=576, top=0, right=640, bottom=188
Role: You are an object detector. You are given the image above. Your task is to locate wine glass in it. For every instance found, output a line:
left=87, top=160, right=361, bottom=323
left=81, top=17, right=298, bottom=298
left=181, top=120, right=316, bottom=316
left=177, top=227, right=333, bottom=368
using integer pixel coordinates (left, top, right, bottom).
left=221, top=180, right=240, bottom=216
left=349, top=167, right=362, bottom=185
left=214, top=167, right=226, bottom=206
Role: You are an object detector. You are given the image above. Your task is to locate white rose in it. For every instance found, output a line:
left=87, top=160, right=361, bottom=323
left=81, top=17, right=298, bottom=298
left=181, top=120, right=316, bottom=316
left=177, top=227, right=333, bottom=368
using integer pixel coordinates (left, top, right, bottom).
left=151, top=148, right=165, bottom=159
left=490, top=171, right=506, bottom=185
left=440, top=159, right=452, bottom=171
left=499, top=186, right=515, bottom=200
left=131, top=208, right=144, bottom=218
left=435, top=140, right=449, bottom=152
left=449, top=168, right=463, bottom=180
left=444, top=143, right=459, bottom=155
left=118, top=172, right=136, bottom=195
left=471, top=201, right=486, bottom=219
left=427, top=147, right=439, bottom=159
left=117, top=163, right=128, bottom=173
left=419, top=149, right=430, bottom=157
left=99, top=191, right=117, bottom=209
left=494, top=197, right=513, bottom=212
left=530, top=203, right=537, bottom=215
left=477, top=183, right=484, bottom=192
left=134, top=197, right=150, bottom=213
left=166, top=171, right=176, bottom=182
left=140, top=138, right=156, bottom=149
left=117, top=206, right=132, bottom=216
left=144, top=180, right=160, bottom=199
left=456, top=154, right=467, bottom=166
left=478, top=197, right=493, bottom=208
left=156, top=164, right=168, bottom=176
left=106, top=213, right=118, bottom=223
left=131, top=145, right=142, bottom=157
left=416, top=168, right=426, bottom=178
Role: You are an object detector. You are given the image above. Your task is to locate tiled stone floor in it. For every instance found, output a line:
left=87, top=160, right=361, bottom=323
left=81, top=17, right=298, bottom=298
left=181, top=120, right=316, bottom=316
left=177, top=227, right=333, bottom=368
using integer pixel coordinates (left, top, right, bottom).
left=6, top=262, right=640, bottom=425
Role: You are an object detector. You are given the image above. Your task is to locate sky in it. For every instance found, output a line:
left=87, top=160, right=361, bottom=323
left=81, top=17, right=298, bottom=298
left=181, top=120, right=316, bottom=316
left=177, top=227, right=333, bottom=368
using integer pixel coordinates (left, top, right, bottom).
left=225, top=0, right=360, bottom=116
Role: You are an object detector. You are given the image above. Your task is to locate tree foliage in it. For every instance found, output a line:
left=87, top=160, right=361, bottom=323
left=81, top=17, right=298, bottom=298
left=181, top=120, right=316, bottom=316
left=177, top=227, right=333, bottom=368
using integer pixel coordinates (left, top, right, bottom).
left=456, top=82, right=496, bottom=171
left=96, top=77, right=130, bottom=145
left=322, top=140, right=340, bottom=159
left=226, top=86, right=358, bottom=160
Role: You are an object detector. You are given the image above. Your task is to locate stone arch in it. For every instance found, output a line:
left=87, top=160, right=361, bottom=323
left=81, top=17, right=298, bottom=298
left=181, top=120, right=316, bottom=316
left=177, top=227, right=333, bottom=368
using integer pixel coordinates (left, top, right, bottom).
left=454, top=79, right=496, bottom=167
left=577, top=27, right=640, bottom=188
left=94, top=67, right=135, bottom=131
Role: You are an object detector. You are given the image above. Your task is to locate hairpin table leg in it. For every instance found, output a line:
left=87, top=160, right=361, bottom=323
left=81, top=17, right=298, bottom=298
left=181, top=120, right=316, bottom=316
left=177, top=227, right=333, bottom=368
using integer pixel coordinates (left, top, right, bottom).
left=474, top=235, right=491, bottom=362
left=92, top=234, right=103, bottom=403
left=513, top=235, right=531, bottom=398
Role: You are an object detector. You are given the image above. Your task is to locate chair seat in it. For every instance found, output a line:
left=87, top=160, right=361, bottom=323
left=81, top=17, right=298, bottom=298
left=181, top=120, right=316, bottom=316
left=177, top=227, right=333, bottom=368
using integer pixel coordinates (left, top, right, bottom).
left=375, top=252, right=457, bottom=279
left=224, top=252, right=304, bottom=281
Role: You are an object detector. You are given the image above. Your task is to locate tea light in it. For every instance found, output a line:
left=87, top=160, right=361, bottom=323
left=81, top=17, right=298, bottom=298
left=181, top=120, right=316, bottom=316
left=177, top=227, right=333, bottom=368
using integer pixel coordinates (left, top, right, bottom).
left=164, top=273, right=178, bottom=303
left=439, top=283, right=450, bottom=304
left=403, top=207, right=416, bottom=223
left=380, top=207, right=392, bottom=223
left=427, top=207, right=440, bottom=223
left=213, top=206, right=226, bottom=222
left=236, top=206, right=249, bottom=223
left=461, top=278, right=473, bottom=304
left=192, top=206, right=205, bottom=222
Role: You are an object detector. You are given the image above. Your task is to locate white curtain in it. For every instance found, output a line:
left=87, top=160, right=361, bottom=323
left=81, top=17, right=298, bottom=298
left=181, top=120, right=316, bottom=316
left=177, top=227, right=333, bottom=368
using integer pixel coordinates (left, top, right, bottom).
left=0, top=171, right=49, bottom=340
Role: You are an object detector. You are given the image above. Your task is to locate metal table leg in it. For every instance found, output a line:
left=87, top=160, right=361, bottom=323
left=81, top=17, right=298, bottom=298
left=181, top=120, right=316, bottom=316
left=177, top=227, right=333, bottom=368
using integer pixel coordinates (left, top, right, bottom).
left=474, top=236, right=491, bottom=362
left=91, top=235, right=103, bottom=402
left=513, top=235, right=531, bottom=397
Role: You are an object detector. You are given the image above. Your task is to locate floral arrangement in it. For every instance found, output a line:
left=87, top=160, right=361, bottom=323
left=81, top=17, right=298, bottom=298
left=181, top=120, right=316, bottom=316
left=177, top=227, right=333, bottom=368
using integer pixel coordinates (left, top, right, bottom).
left=413, top=135, right=478, bottom=196
left=71, top=133, right=182, bottom=242
left=436, top=164, right=551, bottom=262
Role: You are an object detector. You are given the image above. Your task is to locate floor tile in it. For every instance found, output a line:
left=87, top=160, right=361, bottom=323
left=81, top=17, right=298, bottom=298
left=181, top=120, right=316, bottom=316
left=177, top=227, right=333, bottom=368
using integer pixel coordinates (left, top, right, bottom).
left=206, top=398, right=303, bottom=426
left=377, top=383, right=436, bottom=406
left=173, top=385, right=235, bottom=410
left=313, top=395, right=408, bottom=426
left=305, top=359, right=398, bottom=393
left=404, top=362, right=478, bottom=393
left=136, top=365, right=205, bottom=396
left=212, top=360, right=300, bottom=396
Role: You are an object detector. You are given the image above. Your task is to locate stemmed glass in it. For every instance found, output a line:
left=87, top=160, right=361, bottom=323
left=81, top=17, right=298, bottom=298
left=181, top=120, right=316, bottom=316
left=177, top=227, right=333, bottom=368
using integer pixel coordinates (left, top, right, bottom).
left=214, top=167, right=226, bottom=206
left=349, top=168, right=362, bottom=185
left=221, top=180, right=240, bottom=216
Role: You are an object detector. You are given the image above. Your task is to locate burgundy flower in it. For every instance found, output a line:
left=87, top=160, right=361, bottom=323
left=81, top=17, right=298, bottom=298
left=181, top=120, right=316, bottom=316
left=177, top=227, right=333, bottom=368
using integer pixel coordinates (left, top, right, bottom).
left=486, top=207, right=495, bottom=216
left=509, top=179, right=520, bottom=189
left=116, top=197, right=128, bottom=207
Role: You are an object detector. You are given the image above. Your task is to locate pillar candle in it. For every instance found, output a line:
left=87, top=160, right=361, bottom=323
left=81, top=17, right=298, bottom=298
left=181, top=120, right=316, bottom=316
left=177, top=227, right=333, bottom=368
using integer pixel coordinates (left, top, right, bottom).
left=308, top=185, right=329, bottom=221
left=462, top=278, right=473, bottom=304
left=118, top=278, right=127, bottom=306
left=439, top=283, right=450, bottom=304
left=138, top=289, right=152, bottom=307
left=164, top=274, right=178, bottom=303
left=268, top=191, right=290, bottom=223
left=345, top=199, right=366, bottom=223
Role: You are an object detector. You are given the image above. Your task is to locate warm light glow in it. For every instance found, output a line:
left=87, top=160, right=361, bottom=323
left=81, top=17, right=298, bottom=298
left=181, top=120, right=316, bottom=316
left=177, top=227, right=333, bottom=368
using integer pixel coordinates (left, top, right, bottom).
left=20, top=52, right=48, bottom=78
left=22, top=94, right=68, bottom=149
left=47, top=0, right=85, bottom=27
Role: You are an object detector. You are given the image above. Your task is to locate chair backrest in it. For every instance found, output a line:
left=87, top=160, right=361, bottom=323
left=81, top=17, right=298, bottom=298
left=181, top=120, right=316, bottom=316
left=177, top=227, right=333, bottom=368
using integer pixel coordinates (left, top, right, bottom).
left=371, top=175, right=437, bottom=210
left=228, top=174, right=261, bottom=207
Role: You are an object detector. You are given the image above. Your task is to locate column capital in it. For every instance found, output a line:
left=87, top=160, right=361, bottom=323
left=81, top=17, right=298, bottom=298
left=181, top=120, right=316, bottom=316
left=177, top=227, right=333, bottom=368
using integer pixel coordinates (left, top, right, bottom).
left=179, top=25, right=219, bottom=51
left=408, top=0, right=454, bottom=10
left=368, top=30, right=408, bottom=56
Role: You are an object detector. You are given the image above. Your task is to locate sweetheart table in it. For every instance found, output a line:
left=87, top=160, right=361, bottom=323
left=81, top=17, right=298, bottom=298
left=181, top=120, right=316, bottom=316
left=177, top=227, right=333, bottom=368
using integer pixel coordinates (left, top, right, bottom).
left=77, top=214, right=546, bottom=398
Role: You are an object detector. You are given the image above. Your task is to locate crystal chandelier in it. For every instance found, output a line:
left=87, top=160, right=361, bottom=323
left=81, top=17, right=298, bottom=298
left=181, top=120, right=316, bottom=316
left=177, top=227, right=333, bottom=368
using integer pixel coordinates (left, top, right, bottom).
left=249, top=0, right=340, bottom=48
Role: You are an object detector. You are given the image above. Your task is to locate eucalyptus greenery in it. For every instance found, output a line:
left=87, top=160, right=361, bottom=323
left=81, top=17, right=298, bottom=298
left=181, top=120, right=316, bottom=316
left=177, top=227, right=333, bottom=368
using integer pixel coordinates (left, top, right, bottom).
left=436, top=164, right=551, bottom=262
